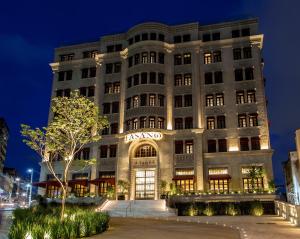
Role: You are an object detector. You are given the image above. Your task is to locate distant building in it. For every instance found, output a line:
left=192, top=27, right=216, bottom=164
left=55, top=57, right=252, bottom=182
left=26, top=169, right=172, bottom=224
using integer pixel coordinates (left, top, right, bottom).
left=38, top=18, right=274, bottom=201
left=0, top=118, right=9, bottom=172
left=283, top=129, right=300, bottom=205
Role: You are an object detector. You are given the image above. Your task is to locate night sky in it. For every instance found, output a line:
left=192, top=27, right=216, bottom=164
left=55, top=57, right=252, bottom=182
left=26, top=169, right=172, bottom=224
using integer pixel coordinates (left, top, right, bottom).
left=0, top=0, right=299, bottom=184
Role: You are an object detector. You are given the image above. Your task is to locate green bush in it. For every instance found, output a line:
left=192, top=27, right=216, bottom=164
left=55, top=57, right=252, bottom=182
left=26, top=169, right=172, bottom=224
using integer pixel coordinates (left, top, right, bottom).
left=8, top=205, right=109, bottom=239
left=203, top=204, right=215, bottom=216
left=225, top=203, right=241, bottom=216
left=250, top=201, right=264, bottom=216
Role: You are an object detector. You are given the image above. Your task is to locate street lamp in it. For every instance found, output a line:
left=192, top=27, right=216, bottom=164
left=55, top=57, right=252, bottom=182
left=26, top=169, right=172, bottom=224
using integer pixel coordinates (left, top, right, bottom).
left=15, top=177, right=20, bottom=200
left=27, top=169, right=33, bottom=206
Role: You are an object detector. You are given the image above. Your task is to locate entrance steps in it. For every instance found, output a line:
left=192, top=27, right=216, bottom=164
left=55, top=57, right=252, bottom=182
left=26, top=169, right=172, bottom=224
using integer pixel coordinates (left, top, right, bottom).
left=100, top=200, right=176, bottom=217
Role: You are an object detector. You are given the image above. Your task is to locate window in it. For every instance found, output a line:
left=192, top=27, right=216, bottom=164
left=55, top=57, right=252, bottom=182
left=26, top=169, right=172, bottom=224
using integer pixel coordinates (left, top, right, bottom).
left=174, top=54, right=182, bottom=65
left=125, top=120, right=131, bottom=131
left=185, top=117, right=193, bottom=129
left=158, top=52, right=164, bottom=64
left=216, top=93, right=224, bottom=106
left=126, top=98, right=131, bottom=109
left=133, top=74, right=139, bottom=85
left=104, top=83, right=112, bottom=94
left=142, top=33, right=148, bottom=41
left=175, top=169, right=194, bottom=176
left=240, top=138, right=249, bottom=151
left=235, top=69, right=243, bottom=81
left=185, top=140, right=193, bottom=154
left=109, top=145, right=117, bottom=157
left=174, top=96, right=182, bottom=108
left=243, top=47, right=252, bottom=58
left=218, top=139, right=227, bottom=152
left=175, top=74, right=183, bottom=86
left=128, top=56, right=133, bottom=67
left=134, top=53, right=140, bottom=65
left=213, top=51, right=222, bottom=62
left=102, top=128, right=109, bottom=135
left=204, top=52, right=212, bottom=64
left=214, top=71, right=223, bottom=83
left=149, top=94, right=156, bottom=106
left=100, top=145, right=108, bottom=158
left=158, top=94, right=164, bottom=106
left=115, top=44, right=122, bottom=51
left=150, top=52, right=156, bottom=63
left=208, top=168, right=228, bottom=175
left=128, top=38, right=133, bottom=45
left=175, top=118, right=183, bottom=130
left=133, top=118, right=138, bottom=130
left=113, top=82, right=120, bottom=93
left=175, top=140, right=183, bottom=154
left=140, top=94, right=147, bottom=106
left=243, top=177, right=264, bottom=192
left=107, top=45, right=114, bottom=53
left=140, top=117, right=147, bottom=128
left=103, top=103, right=110, bottom=114
left=142, top=52, right=148, bottom=63
left=110, top=123, right=118, bottom=134
left=217, top=116, right=226, bottom=129
left=127, top=77, right=132, bottom=88
left=242, top=28, right=250, bottom=36
left=183, top=53, right=191, bottom=64
left=183, top=34, right=191, bottom=42
left=236, top=91, right=245, bottom=104
left=174, top=35, right=181, bottom=43
left=249, top=113, right=258, bottom=127
left=175, top=179, right=194, bottom=192
left=158, top=73, right=164, bottom=84
left=83, top=50, right=98, bottom=58
left=238, top=114, right=247, bottom=127
left=209, top=179, right=229, bottom=193
left=184, top=74, right=192, bottom=85
left=207, top=117, right=215, bottom=129
left=114, top=62, right=121, bottom=73
left=106, top=63, right=113, bottom=74
left=88, top=86, right=95, bottom=97
left=81, top=68, right=89, bottom=78
left=60, top=53, right=74, bottom=62
left=184, top=95, right=192, bottom=107
left=232, top=29, right=240, bottom=38
left=212, top=32, right=220, bottom=41
left=79, top=87, right=87, bottom=96
left=150, top=33, right=157, bottom=40
left=112, top=102, right=119, bottom=113
left=205, top=72, right=213, bottom=84
left=133, top=96, right=139, bottom=108
left=149, top=72, right=156, bottom=84
left=233, top=48, right=242, bottom=60
left=208, top=140, right=217, bottom=153
left=206, top=95, right=214, bottom=106
left=58, top=70, right=72, bottom=81
left=202, top=33, right=211, bottom=42
left=158, top=117, right=164, bottom=129
left=135, top=35, right=140, bottom=42
left=245, top=67, right=254, bottom=80
left=135, top=144, right=157, bottom=157
left=251, top=137, right=260, bottom=150
left=158, top=34, right=165, bottom=41
left=247, top=90, right=256, bottom=103
left=141, top=72, right=147, bottom=84
left=149, top=117, right=155, bottom=128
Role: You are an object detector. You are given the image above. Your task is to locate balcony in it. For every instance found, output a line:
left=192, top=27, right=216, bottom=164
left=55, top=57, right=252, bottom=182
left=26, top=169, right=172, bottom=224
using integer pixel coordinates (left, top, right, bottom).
left=174, top=154, right=194, bottom=167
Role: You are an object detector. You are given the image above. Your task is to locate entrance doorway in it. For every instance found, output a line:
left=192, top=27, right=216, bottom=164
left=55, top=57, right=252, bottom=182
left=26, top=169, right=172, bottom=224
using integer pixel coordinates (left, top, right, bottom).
left=135, top=170, right=155, bottom=199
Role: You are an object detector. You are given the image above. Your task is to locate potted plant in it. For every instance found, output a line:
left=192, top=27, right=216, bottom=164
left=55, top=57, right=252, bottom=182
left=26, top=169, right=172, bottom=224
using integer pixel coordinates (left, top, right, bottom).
left=106, top=186, right=115, bottom=199
left=117, top=180, right=129, bottom=200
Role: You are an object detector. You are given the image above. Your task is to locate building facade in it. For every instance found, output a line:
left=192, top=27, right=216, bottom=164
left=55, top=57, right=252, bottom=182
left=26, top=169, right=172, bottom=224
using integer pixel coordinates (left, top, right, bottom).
left=39, top=18, right=274, bottom=200
left=0, top=118, right=9, bottom=172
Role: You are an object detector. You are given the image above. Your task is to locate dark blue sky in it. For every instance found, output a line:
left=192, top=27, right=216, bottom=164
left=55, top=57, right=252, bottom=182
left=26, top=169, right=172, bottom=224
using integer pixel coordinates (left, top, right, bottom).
left=0, top=0, right=299, bottom=183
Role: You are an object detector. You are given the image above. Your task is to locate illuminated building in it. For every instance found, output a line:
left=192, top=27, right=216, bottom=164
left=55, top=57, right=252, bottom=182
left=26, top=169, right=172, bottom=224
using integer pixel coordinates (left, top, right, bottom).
left=38, top=18, right=274, bottom=200
left=0, top=118, right=9, bottom=172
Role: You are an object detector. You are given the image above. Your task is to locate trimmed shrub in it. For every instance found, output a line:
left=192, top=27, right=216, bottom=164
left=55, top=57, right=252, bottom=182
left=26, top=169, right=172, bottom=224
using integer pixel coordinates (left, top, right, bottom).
left=203, top=204, right=215, bottom=216
left=225, top=203, right=241, bottom=216
left=250, top=201, right=264, bottom=216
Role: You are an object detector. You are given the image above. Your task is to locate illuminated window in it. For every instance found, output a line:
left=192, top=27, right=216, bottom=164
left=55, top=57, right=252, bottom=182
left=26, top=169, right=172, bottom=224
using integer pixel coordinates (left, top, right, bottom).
left=185, top=140, right=193, bottom=154
left=183, top=53, right=191, bottom=64
left=149, top=94, right=156, bottom=106
left=208, top=168, right=228, bottom=175
left=46, top=185, right=61, bottom=198
left=142, top=52, right=148, bottom=63
left=240, top=138, right=249, bottom=151
left=149, top=117, right=155, bottom=128
left=204, top=52, right=212, bottom=64
left=133, top=96, right=139, bottom=108
left=71, top=173, right=89, bottom=197
left=135, top=144, right=157, bottom=157
left=207, top=117, right=215, bottom=129
left=247, top=90, right=256, bottom=103
left=236, top=91, right=245, bottom=104
left=158, top=117, right=164, bottom=129
left=249, top=113, right=258, bottom=127
left=238, top=114, right=247, bottom=127
left=140, top=117, right=147, bottom=128
left=206, top=95, right=214, bottom=107
left=175, top=74, right=183, bottom=86
left=243, top=178, right=263, bottom=192
left=150, top=51, right=156, bottom=63
left=133, top=118, right=138, bottom=130
left=216, top=93, right=224, bottom=106
left=209, top=179, right=228, bottom=193
left=175, top=169, right=194, bottom=175
left=184, top=74, right=192, bottom=85
left=175, top=179, right=194, bottom=192
left=113, top=82, right=120, bottom=93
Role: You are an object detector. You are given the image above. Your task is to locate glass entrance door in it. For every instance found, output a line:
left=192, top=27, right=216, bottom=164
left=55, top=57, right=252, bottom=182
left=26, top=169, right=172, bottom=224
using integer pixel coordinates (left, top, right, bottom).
left=135, top=170, right=155, bottom=199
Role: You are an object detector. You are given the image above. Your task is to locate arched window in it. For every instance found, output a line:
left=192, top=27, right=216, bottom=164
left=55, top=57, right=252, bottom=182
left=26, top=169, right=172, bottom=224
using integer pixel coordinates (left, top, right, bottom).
left=135, top=144, right=157, bottom=157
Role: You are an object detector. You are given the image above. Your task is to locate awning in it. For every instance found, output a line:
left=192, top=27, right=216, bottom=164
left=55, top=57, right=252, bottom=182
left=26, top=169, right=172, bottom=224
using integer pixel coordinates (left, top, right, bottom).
left=32, top=181, right=63, bottom=188
left=208, top=174, right=231, bottom=180
left=68, top=179, right=89, bottom=187
left=172, top=175, right=195, bottom=180
left=89, top=178, right=115, bottom=185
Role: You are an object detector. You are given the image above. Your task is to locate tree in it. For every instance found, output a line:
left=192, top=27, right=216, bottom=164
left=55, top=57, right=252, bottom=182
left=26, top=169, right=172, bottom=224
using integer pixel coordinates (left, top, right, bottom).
left=247, top=166, right=264, bottom=192
left=21, top=90, right=109, bottom=221
left=117, top=180, right=130, bottom=199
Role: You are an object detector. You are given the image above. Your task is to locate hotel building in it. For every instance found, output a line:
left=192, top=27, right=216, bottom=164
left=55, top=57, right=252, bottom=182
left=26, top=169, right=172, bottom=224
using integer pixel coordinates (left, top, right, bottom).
left=38, top=18, right=274, bottom=200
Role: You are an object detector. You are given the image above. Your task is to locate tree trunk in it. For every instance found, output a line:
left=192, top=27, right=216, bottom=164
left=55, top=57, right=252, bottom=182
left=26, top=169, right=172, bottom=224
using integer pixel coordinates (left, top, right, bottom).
left=60, top=183, right=68, bottom=221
